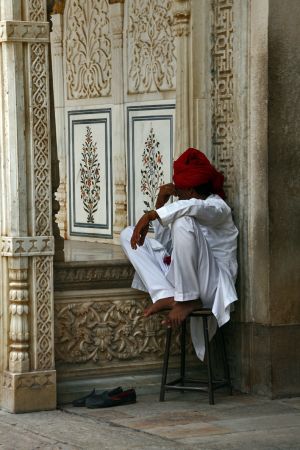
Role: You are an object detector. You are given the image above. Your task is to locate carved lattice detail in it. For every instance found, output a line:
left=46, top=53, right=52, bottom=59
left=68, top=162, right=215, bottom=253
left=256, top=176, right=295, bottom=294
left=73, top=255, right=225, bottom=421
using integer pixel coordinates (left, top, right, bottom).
left=65, top=0, right=112, bottom=99
left=35, top=257, right=54, bottom=370
left=54, top=299, right=190, bottom=364
left=128, top=0, right=176, bottom=93
left=211, top=0, right=234, bottom=204
left=28, top=0, right=47, bottom=22
left=30, top=43, right=51, bottom=236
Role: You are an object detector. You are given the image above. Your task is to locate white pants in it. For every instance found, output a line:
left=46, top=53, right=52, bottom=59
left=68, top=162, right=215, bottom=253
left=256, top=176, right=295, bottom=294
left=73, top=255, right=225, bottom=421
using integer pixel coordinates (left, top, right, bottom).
left=120, top=216, right=220, bottom=360
left=120, top=216, right=219, bottom=305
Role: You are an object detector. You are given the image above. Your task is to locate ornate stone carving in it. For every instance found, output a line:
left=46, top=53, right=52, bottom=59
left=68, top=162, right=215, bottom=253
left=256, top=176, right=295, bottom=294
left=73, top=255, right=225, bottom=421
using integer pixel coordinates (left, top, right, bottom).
left=173, top=0, right=191, bottom=37
left=15, top=372, right=55, bottom=389
left=211, top=0, right=234, bottom=204
left=27, top=0, right=47, bottom=22
left=128, top=0, right=176, bottom=93
left=0, top=21, right=49, bottom=42
left=34, top=256, right=54, bottom=370
left=54, top=263, right=134, bottom=290
left=3, top=371, right=56, bottom=390
left=30, top=42, right=52, bottom=236
left=8, top=266, right=30, bottom=373
left=1, top=236, right=54, bottom=256
left=65, top=0, right=112, bottom=99
left=55, top=298, right=186, bottom=363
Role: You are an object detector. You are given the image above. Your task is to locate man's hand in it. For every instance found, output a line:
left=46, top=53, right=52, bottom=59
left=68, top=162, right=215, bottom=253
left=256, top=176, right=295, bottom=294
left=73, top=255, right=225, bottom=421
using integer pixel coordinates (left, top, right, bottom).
left=130, top=210, right=158, bottom=249
left=155, top=183, right=177, bottom=209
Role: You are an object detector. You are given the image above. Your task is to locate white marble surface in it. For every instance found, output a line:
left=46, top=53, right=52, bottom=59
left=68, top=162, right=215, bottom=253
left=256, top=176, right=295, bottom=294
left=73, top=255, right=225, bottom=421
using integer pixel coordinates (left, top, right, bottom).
left=63, top=240, right=127, bottom=262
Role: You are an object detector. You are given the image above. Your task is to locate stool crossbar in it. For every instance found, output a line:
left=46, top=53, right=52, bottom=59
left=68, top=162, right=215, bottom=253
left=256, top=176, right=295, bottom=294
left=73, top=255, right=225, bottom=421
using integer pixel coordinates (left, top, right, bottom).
left=159, top=308, right=232, bottom=405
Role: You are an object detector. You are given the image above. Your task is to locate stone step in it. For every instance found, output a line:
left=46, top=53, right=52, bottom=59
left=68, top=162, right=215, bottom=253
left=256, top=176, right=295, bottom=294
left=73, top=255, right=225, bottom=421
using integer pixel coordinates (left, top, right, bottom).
left=54, top=240, right=134, bottom=290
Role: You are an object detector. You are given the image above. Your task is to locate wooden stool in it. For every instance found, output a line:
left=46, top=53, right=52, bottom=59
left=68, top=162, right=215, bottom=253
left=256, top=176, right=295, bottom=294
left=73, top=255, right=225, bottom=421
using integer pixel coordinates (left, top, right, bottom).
left=159, top=308, right=232, bottom=405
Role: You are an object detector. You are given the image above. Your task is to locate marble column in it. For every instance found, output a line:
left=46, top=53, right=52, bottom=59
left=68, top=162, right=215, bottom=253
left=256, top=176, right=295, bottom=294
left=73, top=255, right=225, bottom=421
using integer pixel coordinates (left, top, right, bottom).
left=109, top=0, right=127, bottom=238
left=0, top=0, right=56, bottom=412
left=50, top=13, right=67, bottom=240
left=173, top=0, right=192, bottom=158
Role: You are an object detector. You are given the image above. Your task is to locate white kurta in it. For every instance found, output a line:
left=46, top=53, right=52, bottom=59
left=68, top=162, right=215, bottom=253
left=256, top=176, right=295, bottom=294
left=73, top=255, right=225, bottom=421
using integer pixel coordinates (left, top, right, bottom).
left=120, top=194, right=238, bottom=360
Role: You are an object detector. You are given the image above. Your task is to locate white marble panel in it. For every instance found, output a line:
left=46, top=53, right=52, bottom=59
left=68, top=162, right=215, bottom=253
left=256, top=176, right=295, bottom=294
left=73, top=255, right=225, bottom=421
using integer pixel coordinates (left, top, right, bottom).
left=68, top=109, right=112, bottom=238
left=127, top=104, right=175, bottom=225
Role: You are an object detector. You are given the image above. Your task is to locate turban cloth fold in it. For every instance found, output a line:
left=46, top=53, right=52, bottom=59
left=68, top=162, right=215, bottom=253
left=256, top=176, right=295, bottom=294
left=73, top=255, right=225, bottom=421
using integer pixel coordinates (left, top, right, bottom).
left=173, top=148, right=225, bottom=199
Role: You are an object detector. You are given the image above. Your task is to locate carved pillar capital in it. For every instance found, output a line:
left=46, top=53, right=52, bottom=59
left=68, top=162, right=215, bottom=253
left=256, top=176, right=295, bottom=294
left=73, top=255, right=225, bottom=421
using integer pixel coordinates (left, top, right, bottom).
left=173, top=0, right=191, bottom=37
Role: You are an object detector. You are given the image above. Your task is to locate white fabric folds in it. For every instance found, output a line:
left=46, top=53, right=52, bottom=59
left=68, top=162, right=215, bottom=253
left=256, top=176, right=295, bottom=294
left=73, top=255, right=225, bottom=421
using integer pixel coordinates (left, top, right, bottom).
left=120, top=195, right=238, bottom=360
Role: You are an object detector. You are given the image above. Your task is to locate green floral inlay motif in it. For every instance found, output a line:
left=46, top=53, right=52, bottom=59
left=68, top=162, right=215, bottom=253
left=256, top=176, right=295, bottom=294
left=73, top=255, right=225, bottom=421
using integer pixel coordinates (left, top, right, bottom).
left=140, top=128, right=164, bottom=211
left=80, top=126, right=101, bottom=223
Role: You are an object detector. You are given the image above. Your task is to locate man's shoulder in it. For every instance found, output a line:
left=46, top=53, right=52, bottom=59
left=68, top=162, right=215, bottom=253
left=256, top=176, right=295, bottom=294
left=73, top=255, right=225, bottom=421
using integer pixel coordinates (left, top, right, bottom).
left=205, top=195, right=230, bottom=208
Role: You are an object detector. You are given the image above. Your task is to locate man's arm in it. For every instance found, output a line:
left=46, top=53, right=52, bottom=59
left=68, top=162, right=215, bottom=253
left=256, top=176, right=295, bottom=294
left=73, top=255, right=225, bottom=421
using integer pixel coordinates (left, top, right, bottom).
left=155, top=183, right=177, bottom=209
left=130, top=210, right=158, bottom=249
left=157, top=197, right=230, bottom=228
left=130, top=184, right=176, bottom=250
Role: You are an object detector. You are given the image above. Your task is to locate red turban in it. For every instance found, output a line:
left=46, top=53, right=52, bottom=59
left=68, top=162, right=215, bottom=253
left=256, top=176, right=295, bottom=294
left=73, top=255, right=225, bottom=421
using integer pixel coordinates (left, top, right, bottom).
left=173, top=148, right=225, bottom=199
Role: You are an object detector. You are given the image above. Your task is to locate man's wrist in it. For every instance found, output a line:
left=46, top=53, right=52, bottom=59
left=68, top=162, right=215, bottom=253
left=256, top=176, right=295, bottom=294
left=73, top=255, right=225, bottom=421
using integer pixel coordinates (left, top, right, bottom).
left=147, top=210, right=158, bottom=221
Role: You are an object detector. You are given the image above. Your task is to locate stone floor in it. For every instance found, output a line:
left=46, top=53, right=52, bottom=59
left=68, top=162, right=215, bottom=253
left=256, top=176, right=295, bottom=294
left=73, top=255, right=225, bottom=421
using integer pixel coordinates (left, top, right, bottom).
left=0, top=391, right=299, bottom=449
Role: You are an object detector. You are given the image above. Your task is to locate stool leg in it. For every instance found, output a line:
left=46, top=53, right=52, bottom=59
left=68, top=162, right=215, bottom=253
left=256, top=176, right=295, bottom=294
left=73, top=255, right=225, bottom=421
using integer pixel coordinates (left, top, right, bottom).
left=160, top=327, right=172, bottom=402
left=220, top=326, right=233, bottom=395
left=180, top=320, right=186, bottom=386
left=203, top=316, right=214, bottom=405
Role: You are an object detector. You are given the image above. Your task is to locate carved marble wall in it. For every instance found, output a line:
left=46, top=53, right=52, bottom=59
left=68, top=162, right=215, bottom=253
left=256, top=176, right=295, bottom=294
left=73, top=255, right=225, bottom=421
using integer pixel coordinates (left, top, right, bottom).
left=127, top=0, right=176, bottom=94
left=65, top=0, right=112, bottom=100
left=54, top=288, right=194, bottom=380
left=51, top=0, right=177, bottom=241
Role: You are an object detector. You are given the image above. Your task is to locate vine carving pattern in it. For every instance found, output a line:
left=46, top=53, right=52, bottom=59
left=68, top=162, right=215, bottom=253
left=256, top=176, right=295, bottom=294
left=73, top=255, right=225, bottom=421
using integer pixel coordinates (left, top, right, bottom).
left=141, top=128, right=164, bottom=211
left=211, top=0, right=234, bottom=204
left=128, top=0, right=176, bottom=93
left=65, top=0, right=112, bottom=99
left=54, top=299, right=191, bottom=364
left=28, top=0, right=46, bottom=22
left=31, top=43, right=51, bottom=235
left=35, top=257, right=53, bottom=370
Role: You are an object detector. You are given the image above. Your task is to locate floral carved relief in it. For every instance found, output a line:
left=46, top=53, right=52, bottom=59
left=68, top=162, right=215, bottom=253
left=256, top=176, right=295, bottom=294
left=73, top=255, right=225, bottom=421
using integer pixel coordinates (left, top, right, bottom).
left=80, top=126, right=101, bottom=223
left=65, top=0, right=112, bottom=99
left=128, top=0, right=176, bottom=93
left=54, top=299, right=188, bottom=364
left=141, top=128, right=165, bottom=211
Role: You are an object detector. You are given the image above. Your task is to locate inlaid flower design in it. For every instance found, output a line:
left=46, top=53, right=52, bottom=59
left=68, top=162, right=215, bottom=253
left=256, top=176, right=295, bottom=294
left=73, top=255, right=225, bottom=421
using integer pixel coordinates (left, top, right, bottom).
left=79, top=126, right=101, bottom=223
left=140, top=128, right=165, bottom=211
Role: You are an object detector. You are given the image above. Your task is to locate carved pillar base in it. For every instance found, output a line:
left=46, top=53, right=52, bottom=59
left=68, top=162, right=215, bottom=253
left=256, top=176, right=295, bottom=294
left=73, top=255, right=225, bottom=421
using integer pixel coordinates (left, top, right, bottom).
left=2, top=370, right=56, bottom=413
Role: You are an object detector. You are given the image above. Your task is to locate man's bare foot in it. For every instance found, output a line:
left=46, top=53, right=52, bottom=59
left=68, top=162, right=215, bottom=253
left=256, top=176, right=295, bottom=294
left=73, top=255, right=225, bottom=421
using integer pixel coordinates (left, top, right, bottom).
left=163, top=299, right=202, bottom=327
left=144, top=297, right=175, bottom=317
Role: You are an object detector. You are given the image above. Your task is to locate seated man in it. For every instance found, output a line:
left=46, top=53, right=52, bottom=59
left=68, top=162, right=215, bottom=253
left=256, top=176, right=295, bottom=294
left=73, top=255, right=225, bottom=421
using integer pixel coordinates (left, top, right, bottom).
left=120, top=148, right=238, bottom=359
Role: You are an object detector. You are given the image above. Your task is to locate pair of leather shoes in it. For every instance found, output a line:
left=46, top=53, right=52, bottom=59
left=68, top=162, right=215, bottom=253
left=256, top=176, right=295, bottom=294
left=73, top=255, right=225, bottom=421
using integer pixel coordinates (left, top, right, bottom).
left=72, top=387, right=123, bottom=407
left=86, top=388, right=136, bottom=408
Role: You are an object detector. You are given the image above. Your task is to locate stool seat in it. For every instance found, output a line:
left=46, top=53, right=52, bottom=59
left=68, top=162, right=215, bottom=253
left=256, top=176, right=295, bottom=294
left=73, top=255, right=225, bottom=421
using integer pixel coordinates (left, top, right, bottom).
left=159, top=308, right=232, bottom=405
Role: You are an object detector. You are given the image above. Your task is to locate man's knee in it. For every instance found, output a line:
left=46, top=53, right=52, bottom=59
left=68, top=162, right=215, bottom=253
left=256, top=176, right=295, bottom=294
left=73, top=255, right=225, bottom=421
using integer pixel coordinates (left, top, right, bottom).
left=172, top=216, right=197, bottom=235
left=120, top=226, right=134, bottom=246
